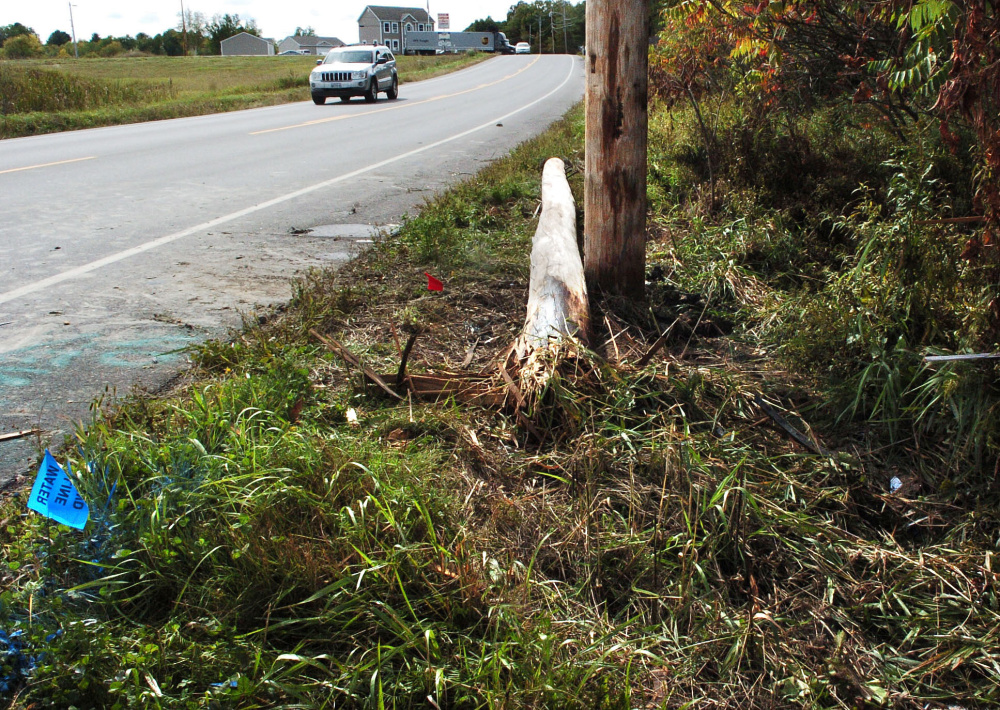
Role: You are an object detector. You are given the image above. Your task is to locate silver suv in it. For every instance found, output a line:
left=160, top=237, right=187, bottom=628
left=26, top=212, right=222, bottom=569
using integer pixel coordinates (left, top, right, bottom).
left=310, top=45, right=398, bottom=105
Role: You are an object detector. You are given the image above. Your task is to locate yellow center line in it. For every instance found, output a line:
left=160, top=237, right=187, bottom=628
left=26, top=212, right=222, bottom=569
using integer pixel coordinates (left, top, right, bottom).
left=0, top=156, right=96, bottom=176
left=251, top=56, right=542, bottom=136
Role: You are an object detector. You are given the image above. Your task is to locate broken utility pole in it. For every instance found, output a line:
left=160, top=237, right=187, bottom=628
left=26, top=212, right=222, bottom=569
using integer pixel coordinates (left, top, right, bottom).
left=584, top=0, right=650, bottom=300
left=516, top=157, right=590, bottom=357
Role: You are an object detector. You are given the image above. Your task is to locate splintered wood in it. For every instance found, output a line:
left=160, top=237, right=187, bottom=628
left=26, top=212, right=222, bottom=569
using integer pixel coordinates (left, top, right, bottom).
left=515, top=157, right=591, bottom=357
left=313, top=157, right=592, bottom=443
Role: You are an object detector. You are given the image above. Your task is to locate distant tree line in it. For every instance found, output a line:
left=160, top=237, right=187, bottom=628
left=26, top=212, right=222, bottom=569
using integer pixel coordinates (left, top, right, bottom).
left=0, top=13, right=261, bottom=59
left=465, top=1, right=586, bottom=54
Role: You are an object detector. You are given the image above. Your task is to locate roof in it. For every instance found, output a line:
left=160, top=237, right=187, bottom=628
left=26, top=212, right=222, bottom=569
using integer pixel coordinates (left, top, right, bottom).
left=359, top=6, right=433, bottom=24
left=220, top=32, right=269, bottom=44
left=286, top=35, right=344, bottom=47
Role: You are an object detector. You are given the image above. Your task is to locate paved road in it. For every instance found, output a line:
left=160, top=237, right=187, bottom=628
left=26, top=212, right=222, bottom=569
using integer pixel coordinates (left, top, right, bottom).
left=0, top=55, right=584, bottom=482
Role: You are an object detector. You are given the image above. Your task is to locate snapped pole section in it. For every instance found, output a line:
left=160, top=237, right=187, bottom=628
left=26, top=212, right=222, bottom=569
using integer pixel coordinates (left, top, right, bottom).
left=517, top=158, right=590, bottom=356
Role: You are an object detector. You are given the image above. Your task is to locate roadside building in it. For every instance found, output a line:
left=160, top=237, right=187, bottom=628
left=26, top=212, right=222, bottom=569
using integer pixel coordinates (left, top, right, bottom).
left=358, top=5, right=434, bottom=54
left=277, top=35, right=345, bottom=55
left=220, top=32, right=275, bottom=56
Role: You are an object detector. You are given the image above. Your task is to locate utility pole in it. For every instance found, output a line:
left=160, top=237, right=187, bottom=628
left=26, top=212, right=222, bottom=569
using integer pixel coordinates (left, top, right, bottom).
left=538, top=14, right=542, bottom=53
left=549, top=11, right=556, bottom=53
left=180, top=0, right=188, bottom=55
left=562, top=1, right=569, bottom=54
left=583, top=0, right=650, bottom=299
left=68, top=2, right=78, bottom=58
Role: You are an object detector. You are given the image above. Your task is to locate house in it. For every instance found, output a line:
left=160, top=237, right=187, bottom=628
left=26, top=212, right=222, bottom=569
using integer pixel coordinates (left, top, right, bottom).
left=277, top=35, right=345, bottom=55
left=220, top=32, right=274, bottom=56
left=358, top=5, right=435, bottom=54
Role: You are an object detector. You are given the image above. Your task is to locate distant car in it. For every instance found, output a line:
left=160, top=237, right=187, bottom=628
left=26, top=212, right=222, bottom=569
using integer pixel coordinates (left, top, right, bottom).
left=310, top=44, right=398, bottom=105
left=515, top=42, right=530, bottom=54
left=279, top=49, right=307, bottom=55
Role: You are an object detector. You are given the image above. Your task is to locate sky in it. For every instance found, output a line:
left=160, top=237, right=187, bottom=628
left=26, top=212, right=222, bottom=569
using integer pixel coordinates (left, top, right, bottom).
left=4, top=1, right=519, bottom=44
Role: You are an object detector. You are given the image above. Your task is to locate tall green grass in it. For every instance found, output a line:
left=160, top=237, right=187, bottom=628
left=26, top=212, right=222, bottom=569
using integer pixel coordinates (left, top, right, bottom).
left=0, top=64, right=174, bottom=114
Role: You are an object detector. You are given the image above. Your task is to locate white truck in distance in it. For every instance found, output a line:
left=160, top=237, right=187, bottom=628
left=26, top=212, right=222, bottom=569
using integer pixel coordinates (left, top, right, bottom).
left=403, top=31, right=514, bottom=55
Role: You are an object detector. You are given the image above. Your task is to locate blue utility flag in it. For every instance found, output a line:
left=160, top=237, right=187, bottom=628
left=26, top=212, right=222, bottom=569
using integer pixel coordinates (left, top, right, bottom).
left=27, top=451, right=89, bottom=530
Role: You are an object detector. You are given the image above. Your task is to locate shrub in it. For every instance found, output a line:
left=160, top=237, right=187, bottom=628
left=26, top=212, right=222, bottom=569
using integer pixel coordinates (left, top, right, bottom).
left=2, top=33, right=43, bottom=59
left=98, top=41, right=124, bottom=58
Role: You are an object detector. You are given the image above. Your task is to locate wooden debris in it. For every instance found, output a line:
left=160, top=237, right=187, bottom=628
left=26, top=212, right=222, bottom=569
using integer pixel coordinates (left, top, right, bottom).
left=383, top=372, right=504, bottom=407
left=0, top=430, right=37, bottom=443
left=396, top=332, right=419, bottom=384
left=754, top=394, right=831, bottom=456
left=604, top=315, right=621, bottom=362
left=499, top=361, right=545, bottom=442
left=460, top=338, right=479, bottom=369
left=388, top=322, right=403, bottom=357
left=311, top=329, right=403, bottom=400
left=924, top=353, right=1000, bottom=362
left=634, top=320, right=679, bottom=369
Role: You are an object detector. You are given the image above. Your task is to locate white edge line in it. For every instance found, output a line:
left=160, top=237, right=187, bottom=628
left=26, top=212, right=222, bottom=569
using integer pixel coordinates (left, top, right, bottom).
left=0, top=57, right=581, bottom=307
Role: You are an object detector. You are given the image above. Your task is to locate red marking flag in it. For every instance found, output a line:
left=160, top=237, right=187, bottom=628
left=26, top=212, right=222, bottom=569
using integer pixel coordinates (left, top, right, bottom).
left=425, top=273, right=443, bottom=291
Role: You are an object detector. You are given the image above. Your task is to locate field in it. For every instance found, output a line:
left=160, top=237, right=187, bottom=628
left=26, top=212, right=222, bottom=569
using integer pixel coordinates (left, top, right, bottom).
left=0, top=53, right=490, bottom=139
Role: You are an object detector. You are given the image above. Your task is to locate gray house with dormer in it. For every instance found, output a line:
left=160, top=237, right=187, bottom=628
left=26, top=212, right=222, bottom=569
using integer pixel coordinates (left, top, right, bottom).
left=358, top=5, right=435, bottom=54
left=277, top=35, right=345, bottom=55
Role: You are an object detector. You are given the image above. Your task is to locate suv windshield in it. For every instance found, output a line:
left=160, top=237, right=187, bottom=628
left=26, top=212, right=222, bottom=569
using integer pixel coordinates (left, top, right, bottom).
left=324, top=49, right=375, bottom=64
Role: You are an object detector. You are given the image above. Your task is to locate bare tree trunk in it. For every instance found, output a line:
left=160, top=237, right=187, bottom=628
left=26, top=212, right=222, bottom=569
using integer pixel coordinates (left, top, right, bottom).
left=584, top=0, right=650, bottom=300
left=686, top=86, right=716, bottom=209
left=516, top=158, right=590, bottom=357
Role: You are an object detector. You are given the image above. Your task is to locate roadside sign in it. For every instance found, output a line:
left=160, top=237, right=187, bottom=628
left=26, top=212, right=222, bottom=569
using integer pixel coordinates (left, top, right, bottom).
left=438, top=13, right=450, bottom=29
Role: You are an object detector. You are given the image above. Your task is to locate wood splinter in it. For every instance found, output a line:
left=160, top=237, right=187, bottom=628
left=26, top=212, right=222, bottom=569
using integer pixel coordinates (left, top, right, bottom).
left=514, top=157, right=590, bottom=358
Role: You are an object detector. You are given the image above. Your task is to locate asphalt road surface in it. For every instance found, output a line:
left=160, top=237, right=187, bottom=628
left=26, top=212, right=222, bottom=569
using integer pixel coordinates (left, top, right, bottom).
left=0, top=55, right=584, bottom=483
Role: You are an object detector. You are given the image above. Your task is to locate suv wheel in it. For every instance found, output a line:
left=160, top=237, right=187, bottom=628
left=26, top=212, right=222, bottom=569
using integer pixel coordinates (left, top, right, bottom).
left=387, top=75, right=398, bottom=100
left=312, top=94, right=326, bottom=105
left=365, top=79, right=378, bottom=103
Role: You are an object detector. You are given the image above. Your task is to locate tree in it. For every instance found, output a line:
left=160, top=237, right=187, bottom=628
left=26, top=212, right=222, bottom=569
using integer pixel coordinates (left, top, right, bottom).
left=161, top=29, right=185, bottom=56
left=294, top=26, right=317, bottom=36
left=178, top=9, right=208, bottom=54
left=649, top=0, right=1000, bottom=335
left=466, top=17, right=500, bottom=32
left=46, top=30, right=72, bottom=46
left=0, top=22, right=35, bottom=46
left=135, top=32, right=161, bottom=54
left=206, top=13, right=260, bottom=54
left=499, top=2, right=586, bottom=52
left=2, top=32, right=43, bottom=58
left=927, top=0, right=1000, bottom=274
left=98, top=40, right=124, bottom=57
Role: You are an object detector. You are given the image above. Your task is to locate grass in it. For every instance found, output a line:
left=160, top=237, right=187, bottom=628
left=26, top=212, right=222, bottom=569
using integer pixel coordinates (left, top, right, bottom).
left=2, top=94, right=1000, bottom=708
left=0, top=53, right=490, bottom=139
